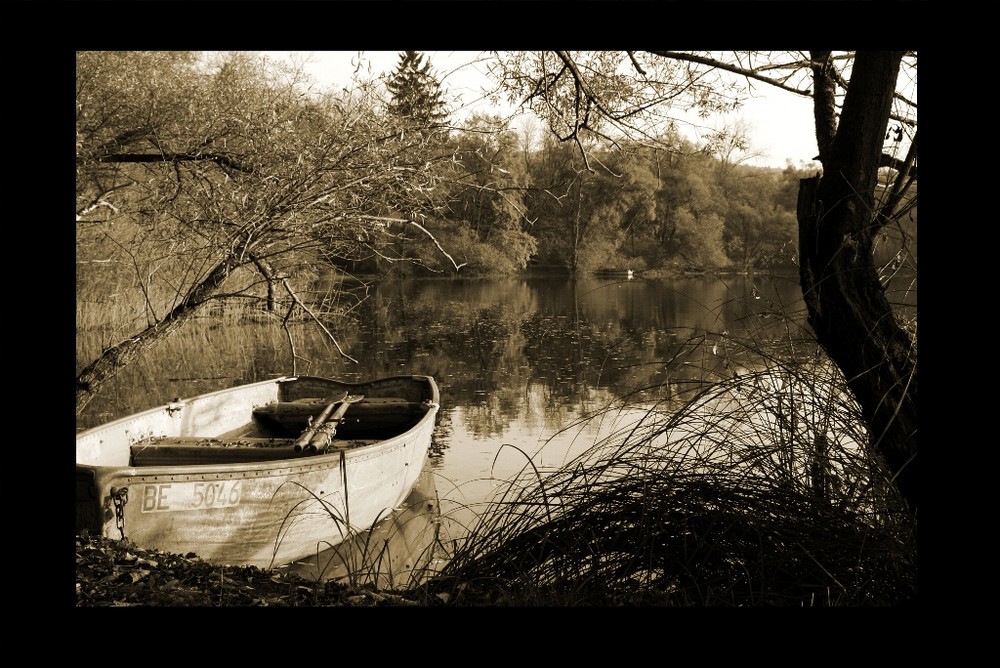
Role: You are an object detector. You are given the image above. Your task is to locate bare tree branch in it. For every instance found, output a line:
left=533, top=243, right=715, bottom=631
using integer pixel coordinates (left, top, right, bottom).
left=645, top=51, right=814, bottom=97
left=280, top=278, right=359, bottom=366
left=88, top=151, right=255, bottom=173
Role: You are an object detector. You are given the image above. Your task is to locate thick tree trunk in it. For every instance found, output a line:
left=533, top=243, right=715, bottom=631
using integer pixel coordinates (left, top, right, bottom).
left=76, top=260, right=237, bottom=416
left=798, top=51, right=917, bottom=517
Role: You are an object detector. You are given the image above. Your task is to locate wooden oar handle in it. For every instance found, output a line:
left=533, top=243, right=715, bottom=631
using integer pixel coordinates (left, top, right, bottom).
left=292, top=391, right=348, bottom=451
left=302, top=394, right=365, bottom=454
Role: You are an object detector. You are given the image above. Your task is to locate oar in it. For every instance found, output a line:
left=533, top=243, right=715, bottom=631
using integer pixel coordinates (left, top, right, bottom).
left=292, top=391, right=348, bottom=452
left=303, top=394, right=365, bottom=454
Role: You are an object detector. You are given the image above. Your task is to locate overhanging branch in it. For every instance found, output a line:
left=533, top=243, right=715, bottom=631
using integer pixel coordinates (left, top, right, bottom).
left=84, top=152, right=255, bottom=173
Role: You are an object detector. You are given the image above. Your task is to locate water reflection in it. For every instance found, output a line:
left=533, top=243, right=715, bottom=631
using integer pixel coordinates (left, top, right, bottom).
left=319, top=275, right=814, bottom=410
left=277, top=457, right=448, bottom=587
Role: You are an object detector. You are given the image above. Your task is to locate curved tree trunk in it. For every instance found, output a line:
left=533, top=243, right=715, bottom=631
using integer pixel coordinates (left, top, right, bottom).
left=797, top=51, right=917, bottom=517
left=76, top=259, right=238, bottom=416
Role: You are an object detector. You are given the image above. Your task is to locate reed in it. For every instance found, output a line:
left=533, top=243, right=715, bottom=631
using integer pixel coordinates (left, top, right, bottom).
left=414, top=286, right=916, bottom=607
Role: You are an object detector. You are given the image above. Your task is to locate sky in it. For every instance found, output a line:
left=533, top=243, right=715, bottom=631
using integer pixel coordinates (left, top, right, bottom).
left=264, top=51, right=820, bottom=170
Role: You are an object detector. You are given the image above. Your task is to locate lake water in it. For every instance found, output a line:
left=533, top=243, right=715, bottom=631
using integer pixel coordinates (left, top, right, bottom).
left=78, top=272, right=912, bottom=584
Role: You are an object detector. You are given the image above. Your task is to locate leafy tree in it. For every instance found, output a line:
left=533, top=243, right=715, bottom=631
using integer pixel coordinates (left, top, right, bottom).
left=594, top=148, right=660, bottom=271
left=570, top=148, right=656, bottom=272
left=438, top=114, right=536, bottom=274
left=385, top=51, right=449, bottom=127
left=543, top=158, right=618, bottom=274
left=644, top=151, right=728, bottom=271
left=521, top=136, right=584, bottom=270
left=712, top=165, right=799, bottom=274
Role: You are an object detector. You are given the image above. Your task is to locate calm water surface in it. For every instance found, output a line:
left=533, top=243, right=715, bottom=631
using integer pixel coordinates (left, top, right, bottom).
left=80, top=273, right=882, bottom=582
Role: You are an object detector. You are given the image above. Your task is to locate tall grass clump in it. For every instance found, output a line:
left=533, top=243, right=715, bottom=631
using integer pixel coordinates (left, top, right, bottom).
left=419, top=345, right=916, bottom=606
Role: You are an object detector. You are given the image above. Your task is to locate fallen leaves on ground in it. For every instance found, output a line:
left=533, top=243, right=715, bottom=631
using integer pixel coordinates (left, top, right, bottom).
left=75, top=532, right=424, bottom=607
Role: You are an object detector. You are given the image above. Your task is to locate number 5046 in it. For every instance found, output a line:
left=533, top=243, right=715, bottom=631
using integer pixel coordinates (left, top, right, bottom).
left=193, top=481, right=242, bottom=508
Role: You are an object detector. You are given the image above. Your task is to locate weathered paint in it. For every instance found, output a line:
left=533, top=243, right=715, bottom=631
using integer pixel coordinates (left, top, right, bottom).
left=76, top=376, right=440, bottom=569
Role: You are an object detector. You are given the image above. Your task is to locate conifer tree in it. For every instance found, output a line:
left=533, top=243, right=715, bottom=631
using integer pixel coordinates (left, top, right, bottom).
left=385, top=51, right=449, bottom=126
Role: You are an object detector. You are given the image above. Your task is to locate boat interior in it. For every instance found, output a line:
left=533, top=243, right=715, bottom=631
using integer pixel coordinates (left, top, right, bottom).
left=129, top=395, right=429, bottom=467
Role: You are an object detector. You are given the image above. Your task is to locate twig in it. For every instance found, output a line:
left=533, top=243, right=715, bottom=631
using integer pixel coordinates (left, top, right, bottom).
left=280, top=278, right=359, bottom=365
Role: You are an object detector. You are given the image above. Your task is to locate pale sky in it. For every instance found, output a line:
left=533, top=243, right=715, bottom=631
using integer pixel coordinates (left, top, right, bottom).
left=264, top=51, right=820, bottom=170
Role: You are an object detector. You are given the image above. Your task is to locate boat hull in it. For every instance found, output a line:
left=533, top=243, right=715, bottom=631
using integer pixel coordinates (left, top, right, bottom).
left=76, top=375, right=440, bottom=569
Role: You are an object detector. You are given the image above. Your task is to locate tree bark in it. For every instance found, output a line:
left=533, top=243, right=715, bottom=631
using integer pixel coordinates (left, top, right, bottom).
left=797, top=51, right=917, bottom=517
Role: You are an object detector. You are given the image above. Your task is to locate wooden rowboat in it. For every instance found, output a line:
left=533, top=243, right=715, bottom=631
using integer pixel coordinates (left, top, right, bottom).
left=76, top=374, right=440, bottom=569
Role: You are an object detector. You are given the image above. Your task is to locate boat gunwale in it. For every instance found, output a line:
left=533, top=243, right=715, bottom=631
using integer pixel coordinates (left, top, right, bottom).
left=91, top=407, right=438, bottom=479
left=76, top=374, right=440, bottom=477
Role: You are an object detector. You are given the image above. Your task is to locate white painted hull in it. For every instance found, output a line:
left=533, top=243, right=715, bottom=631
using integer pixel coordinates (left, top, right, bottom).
left=77, top=375, right=439, bottom=569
